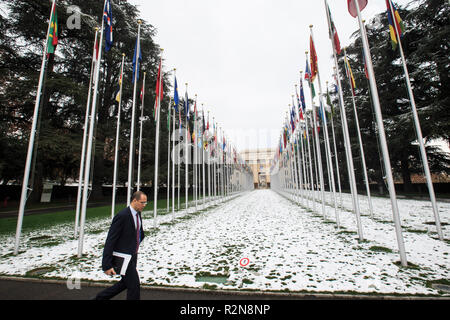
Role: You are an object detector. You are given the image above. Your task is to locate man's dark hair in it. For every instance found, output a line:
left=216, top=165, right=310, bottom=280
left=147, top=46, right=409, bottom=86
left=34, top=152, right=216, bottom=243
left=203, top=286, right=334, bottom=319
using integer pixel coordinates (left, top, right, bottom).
left=131, top=191, right=146, bottom=202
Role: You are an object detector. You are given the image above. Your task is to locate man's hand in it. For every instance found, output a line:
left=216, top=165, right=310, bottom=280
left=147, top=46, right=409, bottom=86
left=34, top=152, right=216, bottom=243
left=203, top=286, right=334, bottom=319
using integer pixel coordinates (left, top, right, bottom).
left=104, top=268, right=116, bottom=276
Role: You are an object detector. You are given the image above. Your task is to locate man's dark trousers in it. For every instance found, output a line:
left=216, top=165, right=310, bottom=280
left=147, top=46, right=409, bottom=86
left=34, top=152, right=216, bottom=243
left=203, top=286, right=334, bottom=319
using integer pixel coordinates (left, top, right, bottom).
left=95, top=254, right=140, bottom=300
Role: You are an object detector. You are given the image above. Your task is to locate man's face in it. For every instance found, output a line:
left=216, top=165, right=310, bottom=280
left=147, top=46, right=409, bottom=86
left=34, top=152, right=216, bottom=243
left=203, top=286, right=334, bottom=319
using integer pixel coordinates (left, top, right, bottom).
left=132, top=195, right=148, bottom=212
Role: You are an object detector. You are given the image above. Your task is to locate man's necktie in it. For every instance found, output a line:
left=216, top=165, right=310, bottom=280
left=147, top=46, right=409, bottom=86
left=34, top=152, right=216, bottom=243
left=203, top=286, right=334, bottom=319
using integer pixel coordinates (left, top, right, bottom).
left=136, top=213, right=140, bottom=253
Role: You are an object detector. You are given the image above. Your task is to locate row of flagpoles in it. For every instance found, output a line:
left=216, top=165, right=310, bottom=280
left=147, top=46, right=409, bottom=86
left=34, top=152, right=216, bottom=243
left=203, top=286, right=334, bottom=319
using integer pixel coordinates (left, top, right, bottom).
left=271, top=0, right=444, bottom=267
left=13, top=0, right=255, bottom=257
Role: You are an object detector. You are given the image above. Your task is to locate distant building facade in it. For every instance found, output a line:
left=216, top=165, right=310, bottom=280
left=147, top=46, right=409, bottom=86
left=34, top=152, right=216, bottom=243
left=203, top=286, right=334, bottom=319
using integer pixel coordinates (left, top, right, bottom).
left=241, top=148, right=275, bottom=189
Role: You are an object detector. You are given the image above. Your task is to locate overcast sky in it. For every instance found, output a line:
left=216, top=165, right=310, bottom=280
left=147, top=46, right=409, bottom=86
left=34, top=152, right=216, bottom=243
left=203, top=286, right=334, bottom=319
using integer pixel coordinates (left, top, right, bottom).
left=127, top=0, right=412, bottom=152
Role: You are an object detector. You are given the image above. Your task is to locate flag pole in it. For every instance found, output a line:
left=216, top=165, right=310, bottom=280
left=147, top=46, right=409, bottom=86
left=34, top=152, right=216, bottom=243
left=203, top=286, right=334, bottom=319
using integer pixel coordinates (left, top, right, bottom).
left=194, top=95, right=198, bottom=211
left=300, top=71, right=315, bottom=208
left=387, top=0, right=443, bottom=240
left=75, top=27, right=99, bottom=236
left=167, top=97, right=171, bottom=213
left=325, top=1, right=362, bottom=236
left=14, top=0, right=56, bottom=255
left=210, top=116, right=214, bottom=205
left=111, top=53, right=125, bottom=220
left=128, top=20, right=142, bottom=206
left=137, top=72, right=146, bottom=192
left=310, top=25, right=340, bottom=228
left=78, top=0, right=107, bottom=257
left=178, top=109, right=181, bottom=211
left=185, top=83, right=189, bottom=212
left=202, top=105, right=206, bottom=208
left=328, top=76, right=343, bottom=210
left=305, top=49, right=326, bottom=218
left=168, top=69, right=175, bottom=214
left=171, top=70, right=177, bottom=220
left=212, top=118, right=215, bottom=204
left=354, top=0, right=407, bottom=265
left=153, top=50, right=164, bottom=229
left=343, top=48, right=374, bottom=219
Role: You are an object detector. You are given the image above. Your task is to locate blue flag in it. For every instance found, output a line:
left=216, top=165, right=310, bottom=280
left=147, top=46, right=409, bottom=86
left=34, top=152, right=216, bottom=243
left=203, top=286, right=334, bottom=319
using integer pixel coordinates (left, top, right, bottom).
left=299, top=78, right=306, bottom=112
left=173, top=77, right=179, bottom=113
left=132, top=38, right=142, bottom=83
left=304, top=59, right=311, bottom=80
left=103, top=0, right=113, bottom=52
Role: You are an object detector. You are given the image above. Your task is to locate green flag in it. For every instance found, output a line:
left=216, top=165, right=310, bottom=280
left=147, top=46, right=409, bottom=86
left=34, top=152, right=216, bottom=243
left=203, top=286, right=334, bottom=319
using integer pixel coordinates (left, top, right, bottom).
left=47, top=5, right=58, bottom=55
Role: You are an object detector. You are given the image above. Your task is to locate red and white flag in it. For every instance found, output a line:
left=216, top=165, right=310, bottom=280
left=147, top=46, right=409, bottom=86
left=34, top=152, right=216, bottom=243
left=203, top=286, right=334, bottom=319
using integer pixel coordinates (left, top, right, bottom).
left=347, top=0, right=368, bottom=18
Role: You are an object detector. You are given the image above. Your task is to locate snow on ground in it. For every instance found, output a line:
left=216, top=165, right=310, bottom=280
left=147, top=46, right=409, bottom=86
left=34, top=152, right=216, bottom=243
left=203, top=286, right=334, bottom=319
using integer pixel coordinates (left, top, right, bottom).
left=0, top=189, right=449, bottom=296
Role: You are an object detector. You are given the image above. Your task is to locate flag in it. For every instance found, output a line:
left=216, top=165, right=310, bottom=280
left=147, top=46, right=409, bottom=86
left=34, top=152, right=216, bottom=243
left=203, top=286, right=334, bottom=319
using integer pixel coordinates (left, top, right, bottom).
left=132, top=38, right=142, bottom=83
left=344, top=56, right=356, bottom=95
left=386, top=0, right=405, bottom=50
left=103, top=0, right=113, bottom=52
left=47, top=4, right=58, bottom=55
left=184, top=90, right=189, bottom=120
left=187, top=125, right=191, bottom=142
left=115, top=73, right=122, bottom=102
left=304, top=59, right=311, bottom=81
left=306, top=58, right=316, bottom=97
left=290, top=105, right=296, bottom=133
left=93, top=36, right=99, bottom=65
left=295, top=90, right=304, bottom=120
left=327, top=3, right=341, bottom=54
left=347, top=0, right=368, bottom=18
left=318, top=102, right=325, bottom=123
left=202, top=110, right=206, bottom=134
left=299, top=78, right=306, bottom=112
left=193, top=99, right=197, bottom=117
left=309, top=36, right=318, bottom=82
left=154, top=59, right=163, bottom=120
left=173, top=77, right=179, bottom=113
left=362, top=50, right=369, bottom=79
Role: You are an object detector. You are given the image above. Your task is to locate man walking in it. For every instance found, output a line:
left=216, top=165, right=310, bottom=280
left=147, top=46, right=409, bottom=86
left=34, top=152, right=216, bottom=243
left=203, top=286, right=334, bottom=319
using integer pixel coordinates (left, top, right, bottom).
left=95, top=191, right=147, bottom=300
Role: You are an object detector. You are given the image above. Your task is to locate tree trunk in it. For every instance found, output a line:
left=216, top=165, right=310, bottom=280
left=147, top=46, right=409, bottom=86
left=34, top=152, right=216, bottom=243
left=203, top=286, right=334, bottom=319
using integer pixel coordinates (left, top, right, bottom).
left=400, top=156, right=413, bottom=193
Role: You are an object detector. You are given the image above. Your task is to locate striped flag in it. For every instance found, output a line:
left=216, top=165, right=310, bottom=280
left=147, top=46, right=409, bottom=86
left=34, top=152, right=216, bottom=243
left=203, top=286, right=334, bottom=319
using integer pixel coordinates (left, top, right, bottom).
left=344, top=55, right=356, bottom=95
left=326, top=2, right=341, bottom=54
left=386, top=0, right=405, bottom=50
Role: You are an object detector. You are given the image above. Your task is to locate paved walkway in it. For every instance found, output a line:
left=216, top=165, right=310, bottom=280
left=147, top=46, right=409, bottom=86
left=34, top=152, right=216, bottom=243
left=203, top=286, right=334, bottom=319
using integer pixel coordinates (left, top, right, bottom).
left=0, top=277, right=447, bottom=300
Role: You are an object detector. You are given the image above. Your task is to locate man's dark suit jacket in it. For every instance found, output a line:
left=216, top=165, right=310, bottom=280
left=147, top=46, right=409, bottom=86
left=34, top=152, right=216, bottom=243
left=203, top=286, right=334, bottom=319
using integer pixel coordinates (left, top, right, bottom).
left=101, top=206, right=145, bottom=272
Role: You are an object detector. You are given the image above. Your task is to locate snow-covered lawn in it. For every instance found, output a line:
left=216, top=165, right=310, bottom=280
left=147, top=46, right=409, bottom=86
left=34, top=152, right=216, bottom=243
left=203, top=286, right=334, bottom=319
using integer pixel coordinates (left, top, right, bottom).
left=0, top=189, right=449, bottom=296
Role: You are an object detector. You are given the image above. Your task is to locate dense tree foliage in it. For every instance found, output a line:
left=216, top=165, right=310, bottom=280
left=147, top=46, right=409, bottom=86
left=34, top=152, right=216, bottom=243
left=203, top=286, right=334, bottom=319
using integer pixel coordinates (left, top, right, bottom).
left=330, top=0, right=450, bottom=193
left=0, top=0, right=175, bottom=201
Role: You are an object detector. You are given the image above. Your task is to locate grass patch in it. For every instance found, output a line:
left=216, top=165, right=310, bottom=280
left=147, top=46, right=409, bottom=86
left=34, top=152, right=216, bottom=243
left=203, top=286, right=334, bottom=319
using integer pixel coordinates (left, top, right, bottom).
left=424, top=221, right=449, bottom=226
left=0, top=204, right=127, bottom=236
left=393, top=261, right=421, bottom=270
left=0, top=196, right=193, bottom=236
left=369, top=246, right=393, bottom=253
left=406, top=229, right=427, bottom=234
